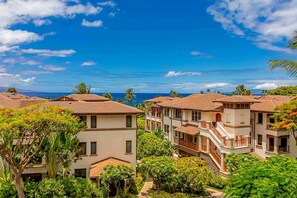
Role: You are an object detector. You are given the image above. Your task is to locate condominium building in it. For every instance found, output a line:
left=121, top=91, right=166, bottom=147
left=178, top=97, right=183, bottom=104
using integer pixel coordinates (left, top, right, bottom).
left=0, top=93, right=142, bottom=181
left=145, top=94, right=296, bottom=173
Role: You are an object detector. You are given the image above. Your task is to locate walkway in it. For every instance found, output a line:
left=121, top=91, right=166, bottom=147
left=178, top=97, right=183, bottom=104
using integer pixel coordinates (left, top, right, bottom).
left=138, top=178, right=153, bottom=198
left=206, top=188, right=224, bottom=198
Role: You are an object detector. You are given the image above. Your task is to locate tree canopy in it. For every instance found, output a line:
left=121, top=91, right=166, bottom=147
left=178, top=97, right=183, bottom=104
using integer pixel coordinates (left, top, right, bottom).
left=170, top=90, right=180, bottom=97
left=271, top=100, right=297, bottom=145
left=231, top=85, right=252, bottom=96
left=0, top=105, right=83, bottom=198
left=99, top=164, right=133, bottom=196
left=137, top=132, right=175, bottom=160
left=266, top=85, right=297, bottom=96
left=224, top=155, right=297, bottom=198
left=102, top=93, right=113, bottom=100
left=73, top=82, right=91, bottom=94
left=6, top=87, right=17, bottom=93
left=125, top=88, right=136, bottom=104
left=269, top=32, right=297, bottom=77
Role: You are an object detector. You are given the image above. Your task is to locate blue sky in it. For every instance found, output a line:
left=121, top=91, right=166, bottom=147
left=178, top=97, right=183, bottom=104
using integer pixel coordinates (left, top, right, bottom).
left=0, top=0, right=296, bottom=93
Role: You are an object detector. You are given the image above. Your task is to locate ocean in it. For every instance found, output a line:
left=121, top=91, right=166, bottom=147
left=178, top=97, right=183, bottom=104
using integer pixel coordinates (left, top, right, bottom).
left=20, top=92, right=191, bottom=106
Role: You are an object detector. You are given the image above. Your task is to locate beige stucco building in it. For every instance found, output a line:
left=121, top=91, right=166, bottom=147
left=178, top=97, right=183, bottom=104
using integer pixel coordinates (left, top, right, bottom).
left=0, top=93, right=142, bottom=180
left=145, top=94, right=296, bottom=173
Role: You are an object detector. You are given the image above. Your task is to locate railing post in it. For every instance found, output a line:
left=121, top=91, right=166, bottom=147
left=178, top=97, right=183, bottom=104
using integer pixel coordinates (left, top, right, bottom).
left=231, top=138, right=234, bottom=148
left=198, top=136, right=201, bottom=152
left=220, top=153, right=224, bottom=172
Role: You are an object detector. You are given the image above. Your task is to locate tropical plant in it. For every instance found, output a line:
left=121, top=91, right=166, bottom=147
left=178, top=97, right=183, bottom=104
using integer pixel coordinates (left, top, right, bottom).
left=269, top=33, right=297, bottom=76
left=0, top=105, right=82, bottom=198
left=125, top=88, right=136, bottom=105
left=266, top=85, right=297, bottom=96
left=271, top=100, right=297, bottom=145
left=7, top=87, right=17, bottom=93
left=73, top=82, right=91, bottom=94
left=137, top=133, right=175, bottom=160
left=47, top=131, right=81, bottom=178
left=102, top=93, right=113, bottom=100
left=224, top=155, right=297, bottom=198
left=117, top=98, right=123, bottom=103
left=224, top=153, right=260, bottom=174
left=99, top=164, right=134, bottom=196
left=0, top=158, right=12, bottom=183
left=137, top=156, right=176, bottom=191
left=231, top=84, right=252, bottom=95
left=170, top=90, right=180, bottom=97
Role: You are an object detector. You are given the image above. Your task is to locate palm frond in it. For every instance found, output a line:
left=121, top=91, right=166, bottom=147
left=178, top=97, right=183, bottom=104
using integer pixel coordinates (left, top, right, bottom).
left=288, top=32, right=297, bottom=50
left=269, top=60, right=297, bottom=77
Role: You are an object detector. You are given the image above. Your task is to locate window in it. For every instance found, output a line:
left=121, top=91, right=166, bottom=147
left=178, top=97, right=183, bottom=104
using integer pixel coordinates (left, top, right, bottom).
left=126, top=115, right=132, bottom=127
left=240, top=114, right=245, bottom=124
left=257, top=113, right=263, bottom=124
left=257, top=134, right=262, bottom=145
left=164, top=108, right=170, bottom=116
left=75, top=169, right=86, bottom=178
left=79, top=116, right=87, bottom=126
left=226, top=114, right=230, bottom=123
left=91, top=116, right=97, bottom=128
left=175, top=131, right=179, bottom=137
left=79, top=142, right=87, bottom=155
left=192, top=111, right=201, bottom=122
left=91, top=142, right=97, bottom=155
left=126, top=140, right=132, bottom=153
left=164, top=124, right=170, bottom=133
left=175, top=109, right=182, bottom=119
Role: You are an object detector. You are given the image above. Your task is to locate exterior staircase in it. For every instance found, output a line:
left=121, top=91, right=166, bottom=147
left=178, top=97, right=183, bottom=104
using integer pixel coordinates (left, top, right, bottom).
left=199, top=152, right=220, bottom=173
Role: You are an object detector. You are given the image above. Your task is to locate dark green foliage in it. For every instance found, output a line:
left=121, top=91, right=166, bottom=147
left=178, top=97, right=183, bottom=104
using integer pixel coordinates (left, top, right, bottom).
left=0, top=180, right=17, bottom=198
left=170, top=90, right=181, bottom=97
left=224, top=155, right=297, bottom=198
left=225, top=153, right=260, bottom=174
left=266, top=85, right=297, bottom=96
left=102, top=93, right=113, bottom=100
left=7, top=87, right=17, bottom=93
left=0, top=178, right=103, bottom=198
left=231, top=85, right=252, bottom=96
left=137, top=133, right=175, bottom=160
left=137, top=117, right=145, bottom=130
left=73, top=82, right=91, bottom=94
left=125, top=88, right=136, bottom=104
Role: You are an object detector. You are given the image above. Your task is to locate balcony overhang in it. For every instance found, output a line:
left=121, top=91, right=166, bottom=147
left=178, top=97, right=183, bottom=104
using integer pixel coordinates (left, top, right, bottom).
left=174, top=124, right=199, bottom=136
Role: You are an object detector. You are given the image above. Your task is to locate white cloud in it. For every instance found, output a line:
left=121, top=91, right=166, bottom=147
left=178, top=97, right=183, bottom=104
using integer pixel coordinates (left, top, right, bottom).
left=0, top=0, right=102, bottom=28
left=207, top=0, right=297, bottom=53
left=0, top=66, right=6, bottom=72
left=205, top=82, right=231, bottom=88
left=0, top=29, right=42, bottom=46
left=165, top=71, right=202, bottom=77
left=190, top=51, right=214, bottom=58
left=39, top=65, right=66, bottom=71
left=21, top=48, right=76, bottom=57
left=98, top=1, right=116, bottom=8
left=22, top=70, right=52, bottom=75
left=254, top=82, right=278, bottom=90
left=248, top=79, right=296, bottom=87
left=0, top=73, right=35, bottom=86
left=81, top=61, right=96, bottom=66
left=33, top=19, right=52, bottom=26
left=81, top=19, right=103, bottom=27
left=164, top=82, right=200, bottom=91
left=109, top=12, right=116, bottom=17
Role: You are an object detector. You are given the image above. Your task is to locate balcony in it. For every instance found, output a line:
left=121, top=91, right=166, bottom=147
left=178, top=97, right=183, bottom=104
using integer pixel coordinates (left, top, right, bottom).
left=174, top=137, right=198, bottom=151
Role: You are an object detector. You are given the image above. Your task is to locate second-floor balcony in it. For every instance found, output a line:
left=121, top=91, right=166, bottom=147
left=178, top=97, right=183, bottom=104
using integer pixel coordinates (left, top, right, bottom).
left=174, top=136, right=198, bottom=151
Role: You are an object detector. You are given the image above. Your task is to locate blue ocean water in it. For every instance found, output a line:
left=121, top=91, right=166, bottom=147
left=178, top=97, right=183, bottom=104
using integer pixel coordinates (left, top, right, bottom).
left=20, top=92, right=191, bottom=106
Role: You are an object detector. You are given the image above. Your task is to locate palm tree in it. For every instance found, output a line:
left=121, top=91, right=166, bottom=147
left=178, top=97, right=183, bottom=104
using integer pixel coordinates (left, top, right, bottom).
left=103, top=93, right=113, bottom=100
left=46, top=131, right=80, bottom=178
left=73, top=82, right=91, bottom=94
left=231, top=85, right=252, bottom=96
left=125, top=88, right=136, bottom=104
left=7, top=87, right=17, bottom=93
left=269, top=33, right=297, bottom=76
left=170, top=90, right=180, bottom=97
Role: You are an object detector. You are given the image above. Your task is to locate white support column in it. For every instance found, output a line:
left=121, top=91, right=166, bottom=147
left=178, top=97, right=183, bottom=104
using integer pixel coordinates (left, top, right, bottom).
left=149, top=120, right=152, bottom=132
left=206, top=138, right=210, bottom=154
left=220, top=153, right=225, bottom=172
left=198, top=136, right=202, bottom=152
left=274, top=136, right=278, bottom=154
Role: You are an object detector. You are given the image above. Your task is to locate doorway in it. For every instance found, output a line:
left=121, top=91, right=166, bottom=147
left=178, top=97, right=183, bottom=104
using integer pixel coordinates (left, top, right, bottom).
left=216, top=113, right=222, bottom=122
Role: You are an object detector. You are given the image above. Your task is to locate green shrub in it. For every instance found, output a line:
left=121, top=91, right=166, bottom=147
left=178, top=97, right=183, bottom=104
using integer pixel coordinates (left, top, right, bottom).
left=0, top=181, right=17, bottom=198
left=37, top=179, right=65, bottom=197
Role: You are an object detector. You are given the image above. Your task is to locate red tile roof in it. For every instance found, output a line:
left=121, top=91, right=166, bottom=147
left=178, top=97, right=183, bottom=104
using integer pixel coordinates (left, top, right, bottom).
left=174, top=124, right=199, bottom=135
left=89, top=157, right=132, bottom=178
